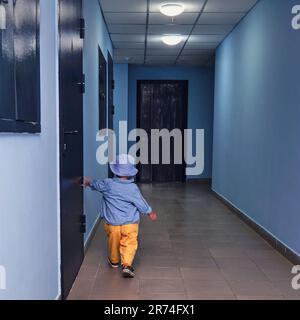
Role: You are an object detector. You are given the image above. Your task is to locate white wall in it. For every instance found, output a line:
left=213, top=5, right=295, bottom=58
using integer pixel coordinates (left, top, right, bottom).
left=0, top=0, right=60, bottom=299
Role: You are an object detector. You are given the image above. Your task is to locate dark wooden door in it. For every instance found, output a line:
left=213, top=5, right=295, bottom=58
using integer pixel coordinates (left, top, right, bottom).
left=137, top=81, right=188, bottom=183
left=59, top=0, right=84, bottom=300
left=99, top=47, right=107, bottom=130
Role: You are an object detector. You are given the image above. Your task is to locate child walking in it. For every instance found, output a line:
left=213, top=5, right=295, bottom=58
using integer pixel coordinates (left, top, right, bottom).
left=83, top=154, right=157, bottom=278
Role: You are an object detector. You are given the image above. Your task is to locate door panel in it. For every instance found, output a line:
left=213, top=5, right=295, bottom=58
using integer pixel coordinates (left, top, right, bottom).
left=59, top=0, right=84, bottom=300
left=107, top=52, right=114, bottom=177
left=137, top=83, right=153, bottom=182
left=0, top=0, right=15, bottom=120
left=137, top=81, right=188, bottom=183
left=14, top=0, right=39, bottom=122
left=0, top=0, right=40, bottom=133
left=107, top=52, right=114, bottom=131
left=98, top=47, right=107, bottom=130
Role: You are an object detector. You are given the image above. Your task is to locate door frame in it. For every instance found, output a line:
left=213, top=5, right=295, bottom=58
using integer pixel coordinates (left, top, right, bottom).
left=58, top=0, right=84, bottom=300
left=136, top=80, right=189, bottom=183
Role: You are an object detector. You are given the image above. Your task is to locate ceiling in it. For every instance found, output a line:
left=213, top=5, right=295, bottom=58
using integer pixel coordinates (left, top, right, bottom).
left=99, top=0, right=259, bottom=66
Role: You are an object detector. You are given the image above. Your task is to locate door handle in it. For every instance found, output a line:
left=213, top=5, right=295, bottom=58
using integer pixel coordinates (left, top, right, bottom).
left=64, top=130, right=79, bottom=135
left=77, top=74, right=85, bottom=94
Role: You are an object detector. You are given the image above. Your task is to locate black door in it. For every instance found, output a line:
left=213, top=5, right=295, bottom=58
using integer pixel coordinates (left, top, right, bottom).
left=59, top=0, right=84, bottom=300
left=107, top=52, right=114, bottom=131
left=137, top=81, right=188, bottom=183
left=99, top=47, right=107, bottom=130
left=107, top=52, right=114, bottom=177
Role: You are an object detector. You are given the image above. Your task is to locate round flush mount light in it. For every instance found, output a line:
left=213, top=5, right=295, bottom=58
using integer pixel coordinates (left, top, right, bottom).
left=0, top=3, right=7, bottom=30
left=160, top=3, right=185, bottom=17
left=162, top=34, right=183, bottom=46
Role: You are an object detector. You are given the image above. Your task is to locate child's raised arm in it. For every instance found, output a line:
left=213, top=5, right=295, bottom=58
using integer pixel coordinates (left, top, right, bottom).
left=83, top=177, right=108, bottom=193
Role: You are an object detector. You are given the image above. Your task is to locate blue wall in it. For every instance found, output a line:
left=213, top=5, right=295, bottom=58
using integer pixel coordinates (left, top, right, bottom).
left=83, top=0, right=113, bottom=240
left=0, top=0, right=60, bottom=299
left=213, top=0, right=300, bottom=255
left=114, top=64, right=129, bottom=148
left=128, top=66, right=215, bottom=179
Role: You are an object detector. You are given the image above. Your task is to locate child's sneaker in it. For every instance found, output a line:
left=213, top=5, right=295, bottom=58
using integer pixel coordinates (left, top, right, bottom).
left=107, top=257, right=119, bottom=269
left=122, top=266, right=135, bottom=278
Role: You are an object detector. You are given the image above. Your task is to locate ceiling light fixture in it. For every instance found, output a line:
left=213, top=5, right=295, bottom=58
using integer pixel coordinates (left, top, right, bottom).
left=0, top=2, right=7, bottom=31
left=162, top=34, right=183, bottom=46
left=160, top=3, right=185, bottom=17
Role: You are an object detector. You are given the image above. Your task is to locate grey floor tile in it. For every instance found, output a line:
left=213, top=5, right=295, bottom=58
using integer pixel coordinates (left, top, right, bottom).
left=228, top=280, right=283, bottom=297
left=67, top=278, right=94, bottom=300
left=140, top=279, right=186, bottom=295
left=136, top=255, right=178, bottom=267
left=137, top=267, right=182, bottom=280
left=236, top=295, right=285, bottom=300
left=184, top=279, right=234, bottom=296
left=175, top=247, right=212, bottom=258
left=272, top=280, right=300, bottom=300
left=92, top=275, right=140, bottom=295
left=139, top=293, right=188, bottom=300
left=220, top=267, right=270, bottom=282
left=181, top=268, right=226, bottom=281
left=258, top=264, right=294, bottom=281
left=245, top=249, right=285, bottom=261
left=68, top=182, right=296, bottom=301
left=177, top=258, right=218, bottom=269
left=76, top=265, right=99, bottom=280
left=89, top=292, right=140, bottom=300
left=187, top=293, right=236, bottom=300
left=214, top=257, right=259, bottom=270
left=209, top=247, right=248, bottom=259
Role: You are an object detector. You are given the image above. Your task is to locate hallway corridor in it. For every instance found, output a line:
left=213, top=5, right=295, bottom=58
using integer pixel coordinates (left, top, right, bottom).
left=68, top=183, right=299, bottom=301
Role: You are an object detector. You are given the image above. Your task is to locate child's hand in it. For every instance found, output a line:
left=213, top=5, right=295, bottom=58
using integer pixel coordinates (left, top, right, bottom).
left=82, top=177, right=91, bottom=188
left=148, top=212, right=158, bottom=221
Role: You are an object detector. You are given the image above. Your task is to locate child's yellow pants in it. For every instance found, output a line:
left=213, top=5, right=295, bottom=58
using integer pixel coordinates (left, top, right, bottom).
left=104, top=223, right=139, bottom=267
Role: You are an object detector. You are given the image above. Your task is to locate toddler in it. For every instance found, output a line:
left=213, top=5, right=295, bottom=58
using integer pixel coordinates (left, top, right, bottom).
left=84, top=154, right=157, bottom=278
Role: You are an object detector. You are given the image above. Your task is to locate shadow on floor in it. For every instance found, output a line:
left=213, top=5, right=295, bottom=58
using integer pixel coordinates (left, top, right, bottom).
left=68, top=183, right=299, bottom=300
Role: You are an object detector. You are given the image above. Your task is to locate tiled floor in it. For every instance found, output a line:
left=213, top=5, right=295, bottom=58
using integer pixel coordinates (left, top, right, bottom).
left=68, top=183, right=300, bottom=300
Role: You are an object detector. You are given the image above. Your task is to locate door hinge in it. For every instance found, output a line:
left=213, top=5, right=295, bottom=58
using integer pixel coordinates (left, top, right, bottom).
left=112, top=80, right=115, bottom=90
left=80, top=18, right=85, bottom=39
left=80, top=214, right=86, bottom=234
left=112, top=105, right=115, bottom=115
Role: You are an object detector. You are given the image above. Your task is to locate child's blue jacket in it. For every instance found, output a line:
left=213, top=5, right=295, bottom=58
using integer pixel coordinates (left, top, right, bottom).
left=90, top=178, right=152, bottom=226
